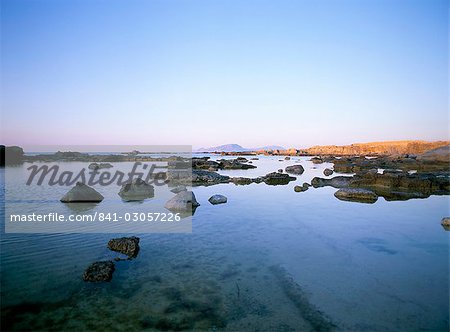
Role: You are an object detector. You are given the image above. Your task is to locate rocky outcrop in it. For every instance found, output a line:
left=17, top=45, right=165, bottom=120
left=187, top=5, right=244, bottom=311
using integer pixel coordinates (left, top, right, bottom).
left=334, top=188, right=378, bottom=203
left=107, top=236, right=140, bottom=258
left=0, top=146, right=24, bottom=166
left=312, top=171, right=449, bottom=201
left=118, top=178, right=154, bottom=201
left=305, top=140, right=450, bottom=156
left=60, top=182, right=104, bottom=203
left=164, top=191, right=200, bottom=212
left=83, top=261, right=115, bottom=282
left=285, top=165, right=305, bottom=175
left=262, top=172, right=296, bottom=185
left=332, top=154, right=449, bottom=174
left=208, top=194, right=228, bottom=205
left=323, top=168, right=334, bottom=176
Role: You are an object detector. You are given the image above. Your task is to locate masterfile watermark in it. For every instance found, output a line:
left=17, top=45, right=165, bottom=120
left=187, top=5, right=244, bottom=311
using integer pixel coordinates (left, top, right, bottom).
left=26, top=162, right=168, bottom=186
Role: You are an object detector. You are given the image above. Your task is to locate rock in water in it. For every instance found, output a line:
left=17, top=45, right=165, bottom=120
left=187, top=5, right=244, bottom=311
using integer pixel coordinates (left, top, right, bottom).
left=285, top=165, right=305, bottom=175
left=263, top=172, right=296, bottom=185
left=231, top=177, right=253, bottom=185
left=208, top=194, right=228, bottom=205
left=323, top=168, right=334, bottom=176
left=107, top=236, right=140, bottom=258
left=334, top=188, right=378, bottom=203
left=118, top=178, right=154, bottom=201
left=83, top=261, right=115, bottom=282
left=164, top=191, right=200, bottom=212
left=294, top=183, right=310, bottom=192
left=60, top=182, right=104, bottom=203
left=441, top=217, right=450, bottom=231
left=191, top=170, right=230, bottom=185
left=170, top=185, right=187, bottom=193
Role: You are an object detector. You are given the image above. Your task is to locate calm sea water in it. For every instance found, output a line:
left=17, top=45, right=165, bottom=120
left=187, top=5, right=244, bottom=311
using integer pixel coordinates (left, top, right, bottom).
left=1, top=155, right=449, bottom=331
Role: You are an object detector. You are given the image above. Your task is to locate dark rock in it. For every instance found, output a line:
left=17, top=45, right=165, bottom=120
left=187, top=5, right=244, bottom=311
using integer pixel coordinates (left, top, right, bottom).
left=192, top=157, right=220, bottom=170
left=118, top=178, right=154, bottom=201
left=88, top=162, right=113, bottom=170
left=60, top=182, right=104, bottom=203
left=311, top=157, right=324, bottom=164
left=208, top=194, right=228, bottom=205
left=1, top=146, right=24, bottom=166
left=323, top=168, right=334, bottom=176
left=192, top=170, right=230, bottom=185
left=311, top=176, right=352, bottom=188
left=231, top=177, right=253, bottom=185
left=218, top=159, right=256, bottom=170
left=294, top=183, right=310, bottom=192
left=285, top=164, right=305, bottom=175
left=83, top=261, right=115, bottom=282
left=334, top=188, right=378, bottom=203
left=278, top=169, right=283, bottom=173
left=108, top=236, right=140, bottom=258
left=441, top=217, right=450, bottom=231
left=262, top=172, right=296, bottom=185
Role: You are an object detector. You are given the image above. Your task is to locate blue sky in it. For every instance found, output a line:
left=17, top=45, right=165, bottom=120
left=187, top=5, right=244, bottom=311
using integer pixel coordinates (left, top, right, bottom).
left=1, top=0, right=448, bottom=149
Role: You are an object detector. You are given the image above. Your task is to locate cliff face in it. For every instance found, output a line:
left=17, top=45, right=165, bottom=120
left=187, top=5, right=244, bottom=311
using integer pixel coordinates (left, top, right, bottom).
left=304, top=141, right=450, bottom=156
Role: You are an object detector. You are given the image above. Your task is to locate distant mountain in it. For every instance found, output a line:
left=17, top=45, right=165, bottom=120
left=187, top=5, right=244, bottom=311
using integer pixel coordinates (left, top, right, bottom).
left=257, top=145, right=286, bottom=151
left=195, top=144, right=286, bottom=153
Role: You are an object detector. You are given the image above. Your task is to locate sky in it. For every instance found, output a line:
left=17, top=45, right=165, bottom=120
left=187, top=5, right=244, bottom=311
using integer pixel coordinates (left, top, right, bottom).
left=1, top=0, right=448, bottom=149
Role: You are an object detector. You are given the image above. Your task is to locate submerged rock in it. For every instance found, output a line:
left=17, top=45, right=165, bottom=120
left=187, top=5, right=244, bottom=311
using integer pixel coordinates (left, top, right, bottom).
left=83, top=261, right=115, bottom=282
left=60, top=182, right=104, bottom=203
left=323, top=168, right=334, bottom=176
left=441, top=217, right=450, bottom=231
left=118, top=178, right=154, bottom=201
left=107, top=236, right=140, bottom=258
left=285, top=165, right=304, bottom=175
left=165, top=191, right=200, bottom=212
left=334, top=188, right=378, bottom=203
left=208, top=194, right=228, bottom=205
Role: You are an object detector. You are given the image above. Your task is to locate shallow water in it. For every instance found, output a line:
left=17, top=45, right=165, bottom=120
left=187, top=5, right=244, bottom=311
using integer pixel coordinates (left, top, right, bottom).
left=1, top=155, right=449, bottom=331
